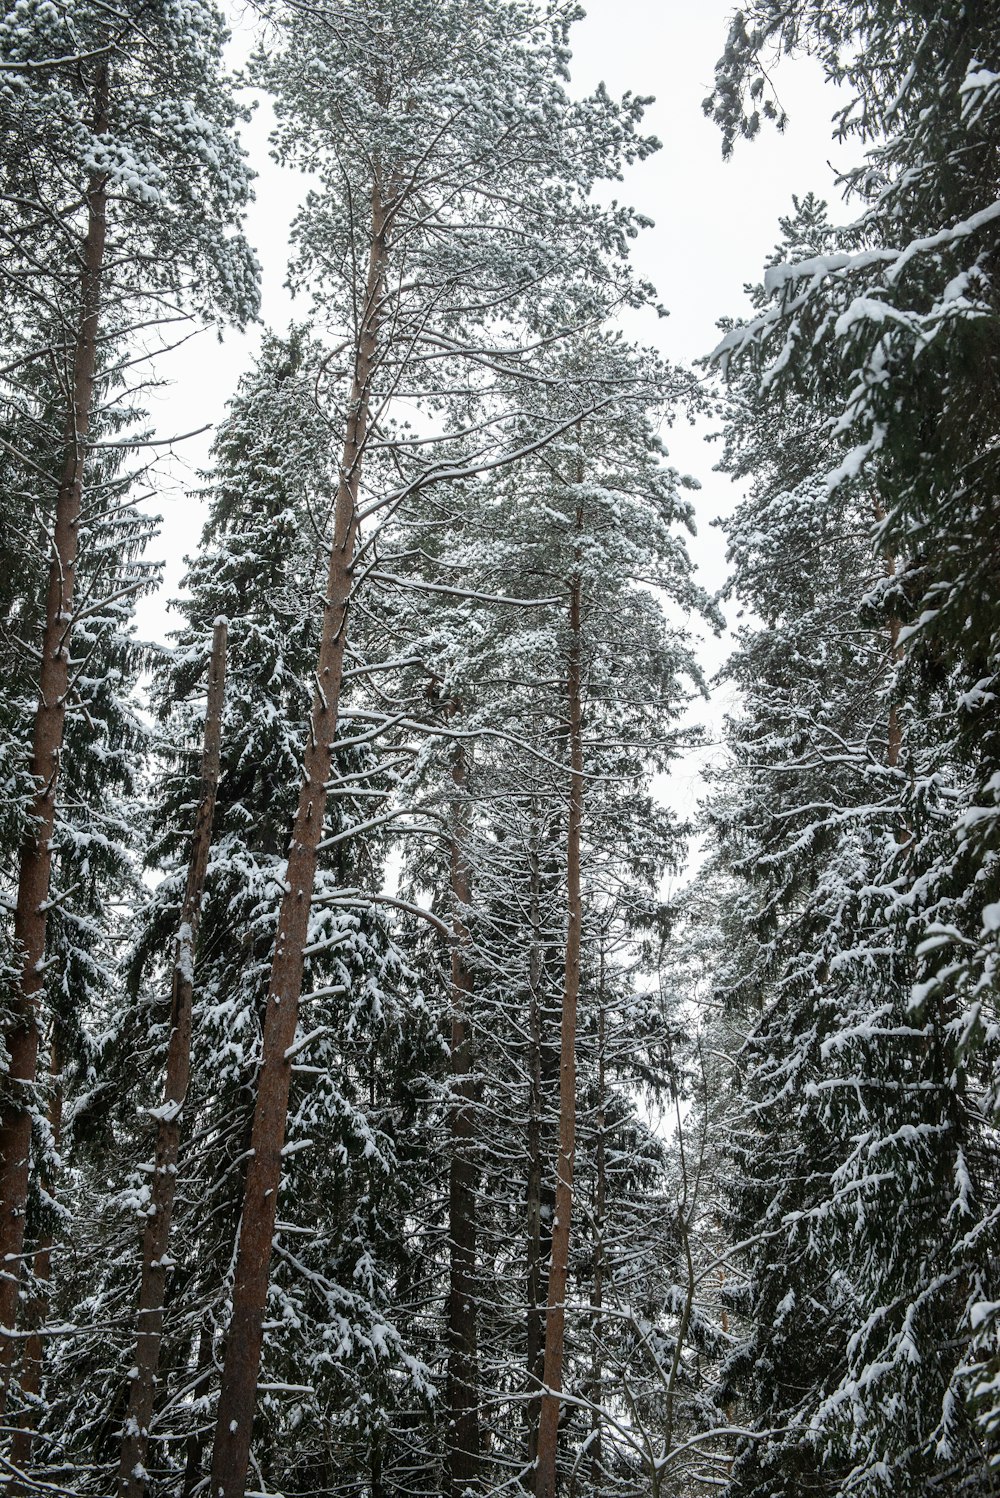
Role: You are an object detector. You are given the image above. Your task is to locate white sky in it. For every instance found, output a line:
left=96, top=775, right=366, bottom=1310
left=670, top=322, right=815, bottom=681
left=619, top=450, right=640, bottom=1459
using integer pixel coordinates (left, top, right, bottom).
left=132, top=0, right=856, bottom=832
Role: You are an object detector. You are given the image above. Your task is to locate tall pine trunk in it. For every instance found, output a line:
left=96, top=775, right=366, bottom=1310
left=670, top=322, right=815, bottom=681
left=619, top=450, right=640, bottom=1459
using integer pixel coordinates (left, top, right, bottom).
left=210, top=181, right=388, bottom=1498
left=119, top=618, right=227, bottom=1498
left=446, top=738, right=480, bottom=1493
left=9, top=1039, right=62, bottom=1482
left=524, top=815, right=555, bottom=1469
left=0, top=66, right=110, bottom=1397
left=589, top=977, right=606, bottom=1492
left=180, top=1104, right=256, bottom=1497
left=535, top=569, right=584, bottom=1498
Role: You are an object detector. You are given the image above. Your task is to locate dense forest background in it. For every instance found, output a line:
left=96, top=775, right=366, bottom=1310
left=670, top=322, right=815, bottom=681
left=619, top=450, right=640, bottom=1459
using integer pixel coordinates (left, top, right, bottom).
left=0, top=3, right=998, bottom=1497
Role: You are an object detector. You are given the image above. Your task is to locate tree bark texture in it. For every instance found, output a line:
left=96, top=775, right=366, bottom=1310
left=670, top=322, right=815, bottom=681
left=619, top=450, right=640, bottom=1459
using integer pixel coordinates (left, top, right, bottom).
left=210, top=182, right=388, bottom=1498
left=9, top=1039, right=62, bottom=1484
left=0, top=65, right=110, bottom=1399
left=524, top=819, right=556, bottom=1470
left=178, top=1096, right=255, bottom=1498
left=535, top=571, right=584, bottom=1498
left=446, top=739, right=480, bottom=1495
left=589, top=985, right=606, bottom=1493
left=119, top=618, right=228, bottom=1498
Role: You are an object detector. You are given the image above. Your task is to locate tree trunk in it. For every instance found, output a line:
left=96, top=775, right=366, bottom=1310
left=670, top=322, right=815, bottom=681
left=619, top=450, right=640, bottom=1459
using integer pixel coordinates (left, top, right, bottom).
left=179, top=1094, right=256, bottom=1498
left=0, top=64, right=110, bottom=1399
left=589, top=980, right=606, bottom=1494
left=371, top=1440, right=385, bottom=1498
left=119, top=618, right=228, bottom=1498
left=181, top=1325, right=215, bottom=1498
left=9, top=1039, right=62, bottom=1483
left=446, top=738, right=480, bottom=1495
left=210, top=181, right=388, bottom=1498
left=535, top=570, right=584, bottom=1498
left=524, top=816, right=553, bottom=1471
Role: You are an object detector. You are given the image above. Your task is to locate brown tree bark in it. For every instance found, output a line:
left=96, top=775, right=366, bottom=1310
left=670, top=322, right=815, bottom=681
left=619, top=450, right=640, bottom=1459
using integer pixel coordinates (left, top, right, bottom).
left=446, top=738, right=480, bottom=1494
left=525, top=937, right=544, bottom=1459
left=589, top=977, right=606, bottom=1494
left=118, top=618, right=228, bottom=1498
left=0, top=64, right=110, bottom=1400
left=209, top=182, right=388, bottom=1498
left=535, top=570, right=584, bottom=1498
left=524, top=816, right=556, bottom=1471
left=9, top=1039, right=62, bottom=1483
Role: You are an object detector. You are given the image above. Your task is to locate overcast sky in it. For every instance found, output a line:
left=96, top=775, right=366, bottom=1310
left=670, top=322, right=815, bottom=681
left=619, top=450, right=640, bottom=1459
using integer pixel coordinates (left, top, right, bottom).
left=132, top=0, right=856, bottom=822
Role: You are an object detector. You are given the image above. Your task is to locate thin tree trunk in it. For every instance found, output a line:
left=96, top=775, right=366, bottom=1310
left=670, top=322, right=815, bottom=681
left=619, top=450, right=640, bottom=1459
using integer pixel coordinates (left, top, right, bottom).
left=181, top=1325, right=215, bottom=1498
left=210, top=182, right=388, bottom=1498
left=9, top=1040, right=62, bottom=1482
left=524, top=817, right=548, bottom=1470
left=180, top=1099, right=256, bottom=1498
left=0, top=65, right=110, bottom=1399
left=119, top=618, right=228, bottom=1498
left=589, top=974, right=606, bottom=1494
left=446, top=738, right=480, bottom=1494
left=535, top=570, right=584, bottom=1498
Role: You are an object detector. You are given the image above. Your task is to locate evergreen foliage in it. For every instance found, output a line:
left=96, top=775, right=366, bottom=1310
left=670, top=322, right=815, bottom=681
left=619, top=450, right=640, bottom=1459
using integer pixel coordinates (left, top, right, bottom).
left=702, top=7, right=1000, bottom=1489
left=0, top=3, right=997, bottom=1496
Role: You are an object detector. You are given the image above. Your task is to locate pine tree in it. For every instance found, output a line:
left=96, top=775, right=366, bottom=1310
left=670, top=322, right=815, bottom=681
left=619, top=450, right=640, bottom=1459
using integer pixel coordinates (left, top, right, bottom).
left=0, top=0, right=257, bottom=1389
left=30, top=329, right=439, bottom=1496
left=706, top=4, right=1000, bottom=1116
left=207, top=5, right=666, bottom=1487
left=359, top=331, right=718, bottom=1493
left=0, top=377, right=161, bottom=1472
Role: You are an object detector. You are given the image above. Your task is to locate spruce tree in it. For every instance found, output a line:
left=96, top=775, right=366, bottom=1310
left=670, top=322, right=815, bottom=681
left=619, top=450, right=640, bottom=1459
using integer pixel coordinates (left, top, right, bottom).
left=25, top=331, right=425, bottom=1494
left=706, top=177, right=1000, bottom=1493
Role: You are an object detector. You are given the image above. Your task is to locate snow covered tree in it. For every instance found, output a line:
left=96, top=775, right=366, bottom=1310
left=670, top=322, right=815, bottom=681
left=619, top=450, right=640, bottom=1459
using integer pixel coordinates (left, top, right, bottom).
left=706, top=2, right=1000, bottom=1115
left=706, top=171, right=1000, bottom=1492
left=0, top=371, right=161, bottom=1471
left=488, top=368, right=712, bottom=1498
left=206, top=4, right=668, bottom=1487
left=344, top=330, right=719, bottom=1494
left=36, top=330, right=433, bottom=1497
left=0, top=0, right=257, bottom=1390
left=118, top=616, right=227, bottom=1498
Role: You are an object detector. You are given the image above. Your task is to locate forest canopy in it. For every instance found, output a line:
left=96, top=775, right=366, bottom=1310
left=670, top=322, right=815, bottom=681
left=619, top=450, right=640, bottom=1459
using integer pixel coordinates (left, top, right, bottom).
left=0, top=2, right=997, bottom=1497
